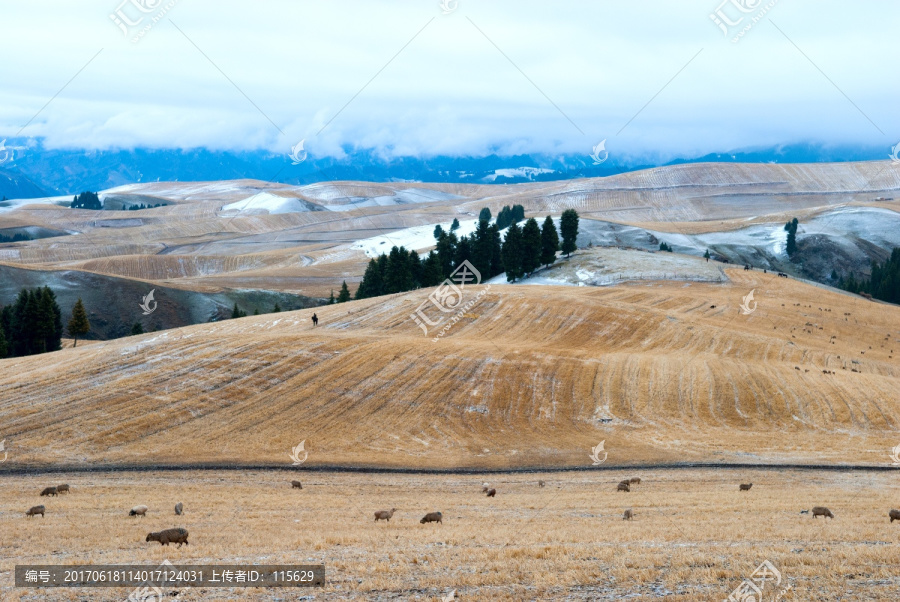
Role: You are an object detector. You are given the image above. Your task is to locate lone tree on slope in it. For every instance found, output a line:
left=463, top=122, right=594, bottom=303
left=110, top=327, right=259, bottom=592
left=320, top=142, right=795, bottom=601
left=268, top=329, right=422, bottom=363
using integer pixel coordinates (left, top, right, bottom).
left=337, top=281, right=352, bottom=303
left=67, top=298, right=90, bottom=347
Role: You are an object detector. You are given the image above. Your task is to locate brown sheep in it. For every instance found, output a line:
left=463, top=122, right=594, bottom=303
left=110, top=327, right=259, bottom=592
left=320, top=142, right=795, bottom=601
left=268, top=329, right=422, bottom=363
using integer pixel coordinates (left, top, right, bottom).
left=538, top=480, right=545, bottom=488
left=175, top=502, right=183, bottom=516
left=623, top=509, right=633, bottom=521
left=291, top=480, right=303, bottom=489
left=146, top=528, right=189, bottom=547
left=889, top=509, right=900, bottom=523
left=629, top=477, right=641, bottom=485
left=129, top=505, right=149, bottom=517
left=485, top=488, right=496, bottom=498
left=811, top=506, right=834, bottom=519
left=420, top=511, right=443, bottom=524
left=40, top=486, right=58, bottom=497
left=374, top=508, right=396, bottom=522
left=26, top=505, right=45, bottom=518
left=617, top=482, right=630, bottom=492
left=56, top=484, right=70, bottom=494
left=739, top=483, right=752, bottom=491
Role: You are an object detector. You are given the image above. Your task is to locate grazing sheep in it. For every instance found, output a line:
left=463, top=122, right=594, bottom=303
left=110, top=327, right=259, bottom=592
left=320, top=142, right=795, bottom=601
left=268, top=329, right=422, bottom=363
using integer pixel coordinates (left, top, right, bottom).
left=56, top=484, right=70, bottom=494
left=629, top=477, right=641, bottom=485
left=811, top=506, right=834, bottom=519
left=174, top=502, right=183, bottom=516
left=481, top=482, right=490, bottom=493
left=889, top=509, right=900, bottom=523
left=129, top=505, right=149, bottom=517
left=146, top=528, right=189, bottom=547
left=420, top=512, right=443, bottom=524
left=374, top=508, right=396, bottom=522
left=739, top=483, right=753, bottom=491
left=623, top=509, right=633, bottom=521
left=291, top=480, right=303, bottom=489
left=485, top=488, right=496, bottom=498
left=26, top=505, right=45, bottom=517
left=538, top=480, right=545, bottom=488
left=617, top=482, right=630, bottom=492
left=40, top=486, right=58, bottom=497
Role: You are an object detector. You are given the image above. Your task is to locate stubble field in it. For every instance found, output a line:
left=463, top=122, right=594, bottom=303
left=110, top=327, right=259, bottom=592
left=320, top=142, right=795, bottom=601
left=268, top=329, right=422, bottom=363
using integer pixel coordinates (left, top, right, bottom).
left=2, top=468, right=899, bottom=601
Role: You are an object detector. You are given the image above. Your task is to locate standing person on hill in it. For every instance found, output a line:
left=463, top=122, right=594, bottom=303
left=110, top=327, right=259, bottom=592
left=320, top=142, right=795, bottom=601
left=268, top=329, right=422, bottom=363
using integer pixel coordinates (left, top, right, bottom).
left=311, top=313, right=318, bottom=326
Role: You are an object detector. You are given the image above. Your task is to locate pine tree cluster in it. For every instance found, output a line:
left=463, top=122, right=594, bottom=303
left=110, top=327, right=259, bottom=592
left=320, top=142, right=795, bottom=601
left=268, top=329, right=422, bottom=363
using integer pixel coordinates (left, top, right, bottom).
left=0, top=287, right=64, bottom=358
left=0, top=232, right=33, bottom=243
left=127, top=203, right=167, bottom=211
left=838, top=247, right=900, bottom=304
left=355, top=208, right=579, bottom=298
left=70, top=191, right=102, bottom=210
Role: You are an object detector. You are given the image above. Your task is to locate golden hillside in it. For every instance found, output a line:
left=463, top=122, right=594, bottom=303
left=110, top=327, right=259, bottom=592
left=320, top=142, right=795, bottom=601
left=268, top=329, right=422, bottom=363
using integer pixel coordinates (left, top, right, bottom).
left=1, top=267, right=898, bottom=470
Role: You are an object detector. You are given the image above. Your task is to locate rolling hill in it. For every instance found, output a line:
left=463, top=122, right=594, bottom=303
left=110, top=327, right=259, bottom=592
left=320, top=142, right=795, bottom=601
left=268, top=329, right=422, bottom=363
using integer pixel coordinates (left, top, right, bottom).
left=1, top=268, right=898, bottom=470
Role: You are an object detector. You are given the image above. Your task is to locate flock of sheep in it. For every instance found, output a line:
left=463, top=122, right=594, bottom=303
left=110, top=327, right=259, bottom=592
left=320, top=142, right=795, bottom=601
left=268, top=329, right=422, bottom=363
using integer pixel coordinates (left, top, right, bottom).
left=26, top=484, right=190, bottom=547
left=25, top=475, right=899, bottom=547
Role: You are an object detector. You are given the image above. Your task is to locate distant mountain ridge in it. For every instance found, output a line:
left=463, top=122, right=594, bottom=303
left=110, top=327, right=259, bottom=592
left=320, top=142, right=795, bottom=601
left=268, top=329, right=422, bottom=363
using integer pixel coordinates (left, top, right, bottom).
left=0, top=138, right=892, bottom=199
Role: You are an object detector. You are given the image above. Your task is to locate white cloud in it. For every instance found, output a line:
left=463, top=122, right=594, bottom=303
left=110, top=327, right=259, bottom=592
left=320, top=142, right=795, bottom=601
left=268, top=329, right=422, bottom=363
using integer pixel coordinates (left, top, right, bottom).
left=0, top=0, right=896, bottom=159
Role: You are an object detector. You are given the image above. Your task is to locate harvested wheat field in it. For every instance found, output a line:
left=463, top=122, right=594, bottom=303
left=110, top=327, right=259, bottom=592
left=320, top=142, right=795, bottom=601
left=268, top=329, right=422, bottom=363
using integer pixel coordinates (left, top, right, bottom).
left=1, top=468, right=899, bottom=600
left=1, top=270, right=899, bottom=469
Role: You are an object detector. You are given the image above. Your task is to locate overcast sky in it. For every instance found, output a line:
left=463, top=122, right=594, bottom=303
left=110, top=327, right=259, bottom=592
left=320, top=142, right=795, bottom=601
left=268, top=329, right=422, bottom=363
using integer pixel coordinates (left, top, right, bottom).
left=1, top=1, right=897, bottom=161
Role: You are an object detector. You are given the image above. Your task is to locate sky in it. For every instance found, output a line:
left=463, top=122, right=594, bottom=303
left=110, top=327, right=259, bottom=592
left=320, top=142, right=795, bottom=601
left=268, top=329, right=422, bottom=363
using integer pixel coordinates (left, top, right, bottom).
left=1, top=0, right=898, bottom=162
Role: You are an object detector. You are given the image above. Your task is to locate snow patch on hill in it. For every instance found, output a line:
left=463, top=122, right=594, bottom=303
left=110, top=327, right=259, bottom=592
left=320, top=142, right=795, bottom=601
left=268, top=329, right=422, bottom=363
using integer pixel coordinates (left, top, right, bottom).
left=351, top=219, right=481, bottom=258
left=221, top=192, right=314, bottom=215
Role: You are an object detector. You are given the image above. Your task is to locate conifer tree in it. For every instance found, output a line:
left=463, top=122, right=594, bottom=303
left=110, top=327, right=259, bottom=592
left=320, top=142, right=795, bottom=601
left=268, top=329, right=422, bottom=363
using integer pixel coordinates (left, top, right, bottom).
left=540, top=216, right=560, bottom=267
left=421, top=251, right=444, bottom=287
left=560, top=209, right=579, bottom=257
left=433, top=224, right=444, bottom=240
left=0, top=321, right=7, bottom=358
left=131, top=322, right=144, bottom=335
left=450, top=218, right=460, bottom=232
left=67, top=298, right=90, bottom=347
left=273, top=302, right=281, bottom=313
left=478, top=207, right=492, bottom=222
left=337, top=281, right=351, bottom=303
left=328, top=290, right=336, bottom=304
left=520, top=218, right=542, bottom=276
left=501, top=222, right=524, bottom=282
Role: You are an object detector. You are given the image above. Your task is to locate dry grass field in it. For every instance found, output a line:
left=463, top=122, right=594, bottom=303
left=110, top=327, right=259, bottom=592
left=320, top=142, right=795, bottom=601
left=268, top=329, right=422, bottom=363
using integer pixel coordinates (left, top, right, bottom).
left=1, top=468, right=899, bottom=601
